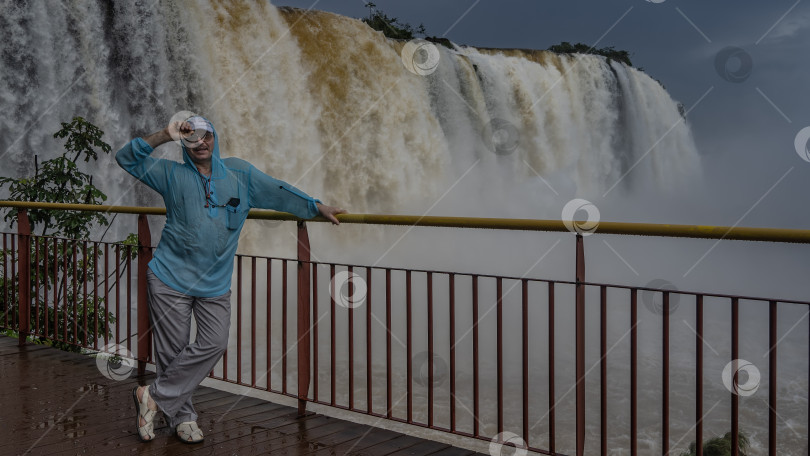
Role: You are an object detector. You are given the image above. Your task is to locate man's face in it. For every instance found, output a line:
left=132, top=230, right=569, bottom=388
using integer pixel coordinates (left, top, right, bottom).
left=185, top=130, right=214, bottom=165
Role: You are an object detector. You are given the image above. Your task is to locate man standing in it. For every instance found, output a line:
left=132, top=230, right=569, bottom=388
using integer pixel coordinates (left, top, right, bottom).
left=116, top=116, right=345, bottom=443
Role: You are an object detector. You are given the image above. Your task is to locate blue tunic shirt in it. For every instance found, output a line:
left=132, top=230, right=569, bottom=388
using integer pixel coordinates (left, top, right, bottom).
left=115, top=124, right=320, bottom=297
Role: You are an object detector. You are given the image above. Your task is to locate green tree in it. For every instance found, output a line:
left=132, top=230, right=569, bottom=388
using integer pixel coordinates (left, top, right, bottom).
left=360, top=3, right=454, bottom=49
left=362, top=2, right=425, bottom=40
left=1, top=117, right=110, bottom=238
left=548, top=41, right=633, bottom=67
left=0, top=117, right=133, bottom=352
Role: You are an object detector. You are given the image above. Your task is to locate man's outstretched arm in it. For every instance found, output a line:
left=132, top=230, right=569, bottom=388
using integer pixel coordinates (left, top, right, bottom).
left=246, top=165, right=346, bottom=224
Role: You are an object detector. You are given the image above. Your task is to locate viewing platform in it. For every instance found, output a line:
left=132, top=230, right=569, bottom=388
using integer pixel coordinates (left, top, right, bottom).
left=1, top=202, right=809, bottom=455
left=0, top=336, right=484, bottom=456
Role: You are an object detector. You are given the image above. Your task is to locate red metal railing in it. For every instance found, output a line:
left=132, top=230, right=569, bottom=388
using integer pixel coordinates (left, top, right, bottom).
left=1, top=204, right=809, bottom=455
left=2, top=213, right=142, bottom=355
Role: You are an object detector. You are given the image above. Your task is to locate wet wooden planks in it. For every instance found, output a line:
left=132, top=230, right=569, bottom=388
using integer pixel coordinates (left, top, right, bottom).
left=0, top=336, right=484, bottom=456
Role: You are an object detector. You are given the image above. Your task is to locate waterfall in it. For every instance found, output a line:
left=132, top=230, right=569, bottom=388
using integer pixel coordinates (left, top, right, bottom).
left=0, top=1, right=699, bottom=227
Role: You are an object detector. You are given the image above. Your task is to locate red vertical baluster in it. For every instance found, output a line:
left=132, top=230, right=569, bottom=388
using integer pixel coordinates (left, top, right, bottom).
left=349, top=266, right=354, bottom=410
left=450, top=273, right=456, bottom=433
left=575, top=234, right=585, bottom=456
left=366, top=267, right=372, bottom=413
left=125, top=244, right=131, bottom=353
left=631, top=288, right=638, bottom=456
left=3, top=234, right=7, bottom=330
left=82, top=241, right=88, bottom=347
left=237, top=255, right=243, bottom=386
left=496, top=277, right=503, bottom=435
left=44, top=238, right=49, bottom=339
left=55, top=239, right=61, bottom=342
left=34, top=237, right=40, bottom=337
left=768, top=300, right=777, bottom=456
left=93, top=243, right=99, bottom=350
left=330, top=264, right=336, bottom=406
left=17, top=210, right=31, bottom=346
left=473, top=275, right=480, bottom=437
left=428, top=272, right=434, bottom=428
left=549, top=281, right=556, bottom=453
left=696, top=294, right=703, bottom=456
left=386, top=268, right=392, bottom=419
left=115, top=244, right=120, bottom=346
left=601, top=285, right=607, bottom=456
left=281, top=260, right=287, bottom=393
left=663, top=291, right=670, bottom=454
left=313, top=264, right=319, bottom=402
left=406, top=270, right=412, bottom=423
left=731, top=298, right=739, bottom=456
left=222, top=320, right=228, bottom=378
left=266, top=258, right=272, bottom=390
left=251, top=257, right=256, bottom=388
left=104, top=243, right=109, bottom=348
left=63, top=240, right=68, bottom=342
left=522, top=279, right=529, bottom=447
left=296, top=221, right=311, bottom=416
left=11, top=235, right=16, bottom=331
left=72, top=240, right=77, bottom=343
left=136, top=214, right=152, bottom=374
left=226, top=255, right=237, bottom=381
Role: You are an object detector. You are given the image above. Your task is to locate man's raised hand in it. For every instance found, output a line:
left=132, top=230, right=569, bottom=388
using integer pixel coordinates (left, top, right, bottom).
left=167, top=120, right=194, bottom=142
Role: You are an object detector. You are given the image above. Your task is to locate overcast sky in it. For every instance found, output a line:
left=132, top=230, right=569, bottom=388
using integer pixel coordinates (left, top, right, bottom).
left=273, top=0, right=810, bottom=231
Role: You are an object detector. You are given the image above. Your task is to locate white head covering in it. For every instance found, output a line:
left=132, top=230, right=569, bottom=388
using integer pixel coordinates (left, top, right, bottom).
left=186, top=116, right=214, bottom=132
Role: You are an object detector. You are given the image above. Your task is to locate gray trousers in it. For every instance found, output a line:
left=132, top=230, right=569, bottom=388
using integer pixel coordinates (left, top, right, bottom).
left=145, top=269, right=231, bottom=428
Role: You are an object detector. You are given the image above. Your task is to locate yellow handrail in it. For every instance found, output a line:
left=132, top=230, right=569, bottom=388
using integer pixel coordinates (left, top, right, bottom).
left=1, top=200, right=808, bottom=243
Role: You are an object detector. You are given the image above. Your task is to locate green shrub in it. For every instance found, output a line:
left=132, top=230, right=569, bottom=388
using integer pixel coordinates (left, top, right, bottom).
left=0, top=117, right=134, bottom=352
left=679, top=431, right=750, bottom=456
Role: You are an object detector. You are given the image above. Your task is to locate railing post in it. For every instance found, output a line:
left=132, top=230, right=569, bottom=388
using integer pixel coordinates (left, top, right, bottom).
left=297, top=221, right=311, bottom=417
left=137, top=214, right=153, bottom=377
left=768, top=300, right=777, bottom=456
left=575, top=234, right=585, bottom=456
left=17, top=209, right=31, bottom=346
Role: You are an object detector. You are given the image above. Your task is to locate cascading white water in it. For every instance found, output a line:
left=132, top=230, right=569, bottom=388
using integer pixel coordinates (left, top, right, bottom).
left=0, top=1, right=700, bottom=230
left=9, top=2, right=803, bottom=455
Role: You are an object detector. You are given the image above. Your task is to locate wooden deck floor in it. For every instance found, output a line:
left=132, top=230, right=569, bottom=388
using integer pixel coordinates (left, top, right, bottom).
left=0, top=336, right=485, bottom=456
